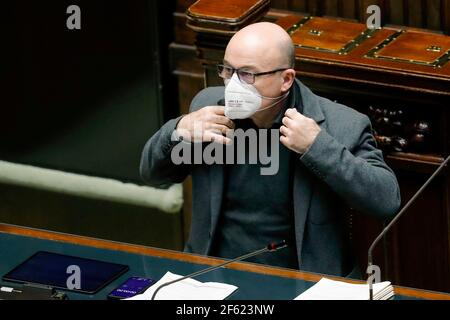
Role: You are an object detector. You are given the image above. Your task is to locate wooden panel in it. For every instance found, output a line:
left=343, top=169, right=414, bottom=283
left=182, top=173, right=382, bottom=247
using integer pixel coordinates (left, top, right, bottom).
left=176, top=0, right=197, bottom=12
left=324, top=0, right=339, bottom=16
left=187, top=0, right=269, bottom=21
left=169, top=43, right=204, bottom=114
left=353, top=174, right=450, bottom=292
left=427, top=0, right=442, bottom=31
left=271, top=0, right=290, bottom=10
left=267, top=0, right=450, bottom=35
left=406, top=0, right=425, bottom=28
left=170, top=44, right=204, bottom=78
left=287, top=0, right=307, bottom=13
left=446, top=172, right=450, bottom=275
left=174, top=12, right=197, bottom=45
left=306, top=0, right=322, bottom=16
left=387, top=0, right=405, bottom=26
left=388, top=173, right=450, bottom=292
left=370, top=31, right=450, bottom=65
left=289, top=16, right=368, bottom=52
left=186, top=0, right=270, bottom=34
left=444, top=0, right=450, bottom=34
left=339, top=0, right=357, bottom=20
left=276, top=15, right=450, bottom=92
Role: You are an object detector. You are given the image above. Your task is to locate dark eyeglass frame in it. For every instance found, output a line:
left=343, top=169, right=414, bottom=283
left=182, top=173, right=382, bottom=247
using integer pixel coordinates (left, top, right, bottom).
left=217, top=64, right=289, bottom=84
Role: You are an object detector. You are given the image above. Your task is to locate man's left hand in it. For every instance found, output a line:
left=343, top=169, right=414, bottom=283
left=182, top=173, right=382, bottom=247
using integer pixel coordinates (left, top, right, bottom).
left=280, top=108, right=322, bottom=154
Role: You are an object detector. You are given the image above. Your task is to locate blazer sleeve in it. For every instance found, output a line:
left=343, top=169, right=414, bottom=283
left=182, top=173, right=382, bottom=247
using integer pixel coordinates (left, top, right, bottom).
left=139, top=116, right=190, bottom=187
left=300, top=115, right=401, bottom=219
left=139, top=87, right=220, bottom=187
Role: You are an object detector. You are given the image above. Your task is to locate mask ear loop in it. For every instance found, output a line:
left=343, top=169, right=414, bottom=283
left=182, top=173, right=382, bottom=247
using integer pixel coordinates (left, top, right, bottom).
left=255, top=91, right=290, bottom=113
left=258, top=90, right=290, bottom=101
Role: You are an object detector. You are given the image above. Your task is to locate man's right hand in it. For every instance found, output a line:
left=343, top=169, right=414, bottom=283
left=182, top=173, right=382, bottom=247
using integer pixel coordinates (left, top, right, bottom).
left=176, top=106, right=235, bottom=145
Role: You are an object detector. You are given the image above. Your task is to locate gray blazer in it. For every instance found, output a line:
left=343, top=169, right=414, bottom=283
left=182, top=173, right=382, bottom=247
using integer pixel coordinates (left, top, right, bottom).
left=140, top=79, right=401, bottom=277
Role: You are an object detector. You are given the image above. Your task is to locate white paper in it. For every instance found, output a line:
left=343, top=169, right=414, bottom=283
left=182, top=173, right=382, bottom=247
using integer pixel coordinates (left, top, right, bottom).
left=125, top=271, right=238, bottom=300
left=294, top=278, right=393, bottom=300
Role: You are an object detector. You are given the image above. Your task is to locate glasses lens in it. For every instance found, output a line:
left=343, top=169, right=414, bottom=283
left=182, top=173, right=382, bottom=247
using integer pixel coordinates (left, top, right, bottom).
left=217, top=65, right=224, bottom=77
left=218, top=65, right=233, bottom=79
left=238, top=70, right=255, bottom=84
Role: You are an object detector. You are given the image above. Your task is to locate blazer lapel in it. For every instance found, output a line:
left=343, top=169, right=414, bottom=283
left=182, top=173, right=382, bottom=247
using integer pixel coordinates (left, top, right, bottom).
left=292, top=79, right=327, bottom=268
left=293, top=162, right=314, bottom=268
left=297, top=80, right=325, bottom=125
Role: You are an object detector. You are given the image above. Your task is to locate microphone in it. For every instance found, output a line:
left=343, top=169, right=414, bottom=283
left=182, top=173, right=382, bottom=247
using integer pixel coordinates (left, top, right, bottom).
left=150, top=240, right=288, bottom=300
left=367, top=155, right=450, bottom=300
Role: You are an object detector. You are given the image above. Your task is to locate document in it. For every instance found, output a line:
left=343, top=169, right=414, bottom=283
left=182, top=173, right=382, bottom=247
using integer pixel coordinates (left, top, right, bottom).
left=125, top=271, right=238, bottom=300
left=294, top=278, right=394, bottom=300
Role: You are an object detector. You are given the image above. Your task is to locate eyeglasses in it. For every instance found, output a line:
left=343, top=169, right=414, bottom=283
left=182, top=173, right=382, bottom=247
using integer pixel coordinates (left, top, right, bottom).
left=217, top=64, right=289, bottom=85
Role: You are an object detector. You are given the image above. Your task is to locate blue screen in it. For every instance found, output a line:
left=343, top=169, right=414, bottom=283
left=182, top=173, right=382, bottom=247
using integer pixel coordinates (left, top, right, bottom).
left=3, top=251, right=129, bottom=294
left=108, top=277, right=156, bottom=299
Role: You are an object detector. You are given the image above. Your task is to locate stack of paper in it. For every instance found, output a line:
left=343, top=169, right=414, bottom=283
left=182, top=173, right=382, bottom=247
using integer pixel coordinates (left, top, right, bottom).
left=125, top=271, right=238, bottom=300
left=294, top=278, right=394, bottom=300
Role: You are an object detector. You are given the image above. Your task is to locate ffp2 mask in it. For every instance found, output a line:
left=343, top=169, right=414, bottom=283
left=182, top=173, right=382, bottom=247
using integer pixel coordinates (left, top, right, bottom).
left=224, top=73, right=289, bottom=120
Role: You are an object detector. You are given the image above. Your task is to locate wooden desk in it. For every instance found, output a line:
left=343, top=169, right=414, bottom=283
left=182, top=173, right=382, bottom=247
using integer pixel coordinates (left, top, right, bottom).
left=0, top=223, right=449, bottom=300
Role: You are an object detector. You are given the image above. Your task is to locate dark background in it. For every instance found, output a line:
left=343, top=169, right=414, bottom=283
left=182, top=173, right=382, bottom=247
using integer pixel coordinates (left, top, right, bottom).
left=2, top=1, right=177, bottom=183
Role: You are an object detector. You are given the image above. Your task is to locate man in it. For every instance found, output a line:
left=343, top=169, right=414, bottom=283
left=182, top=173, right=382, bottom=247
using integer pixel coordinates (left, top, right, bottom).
left=140, top=22, right=401, bottom=278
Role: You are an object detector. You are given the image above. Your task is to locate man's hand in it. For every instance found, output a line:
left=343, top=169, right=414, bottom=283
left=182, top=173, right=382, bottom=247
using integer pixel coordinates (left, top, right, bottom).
left=176, top=106, right=235, bottom=145
left=280, top=108, right=321, bottom=154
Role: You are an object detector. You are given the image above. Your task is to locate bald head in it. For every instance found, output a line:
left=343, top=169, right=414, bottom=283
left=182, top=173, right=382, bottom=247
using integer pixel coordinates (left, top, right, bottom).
left=225, top=22, right=295, bottom=70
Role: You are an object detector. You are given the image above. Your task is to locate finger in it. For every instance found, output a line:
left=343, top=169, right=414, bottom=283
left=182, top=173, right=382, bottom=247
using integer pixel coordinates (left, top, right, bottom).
left=212, top=115, right=235, bottom=129
left=284, top=108, right=298, bottom=119
left=282, top=116, right=293, bottom=128
left=280, top=135, right=289, bottom=147
left=211, top=124, right=233, bottom=136
left=207, top=106, right=226, bottom=115
left=280, top=125, right=289, bottom=136
left=208, top=132, right=232, bottom=145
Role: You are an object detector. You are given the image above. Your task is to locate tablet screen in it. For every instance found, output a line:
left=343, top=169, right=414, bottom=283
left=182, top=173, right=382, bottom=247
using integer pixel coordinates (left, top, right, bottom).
left=2, top=251, right=129, bottom=294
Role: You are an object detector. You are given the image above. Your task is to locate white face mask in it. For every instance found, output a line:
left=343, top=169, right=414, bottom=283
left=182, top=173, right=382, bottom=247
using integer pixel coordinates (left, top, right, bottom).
left=224, top=73, right=289, bottom=120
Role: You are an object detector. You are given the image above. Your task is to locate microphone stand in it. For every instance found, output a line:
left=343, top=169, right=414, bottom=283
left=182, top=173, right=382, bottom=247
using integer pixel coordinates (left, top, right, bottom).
left=367, top=155, right=450, bottom=300
left=151, top=241, right=287, bottom=300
